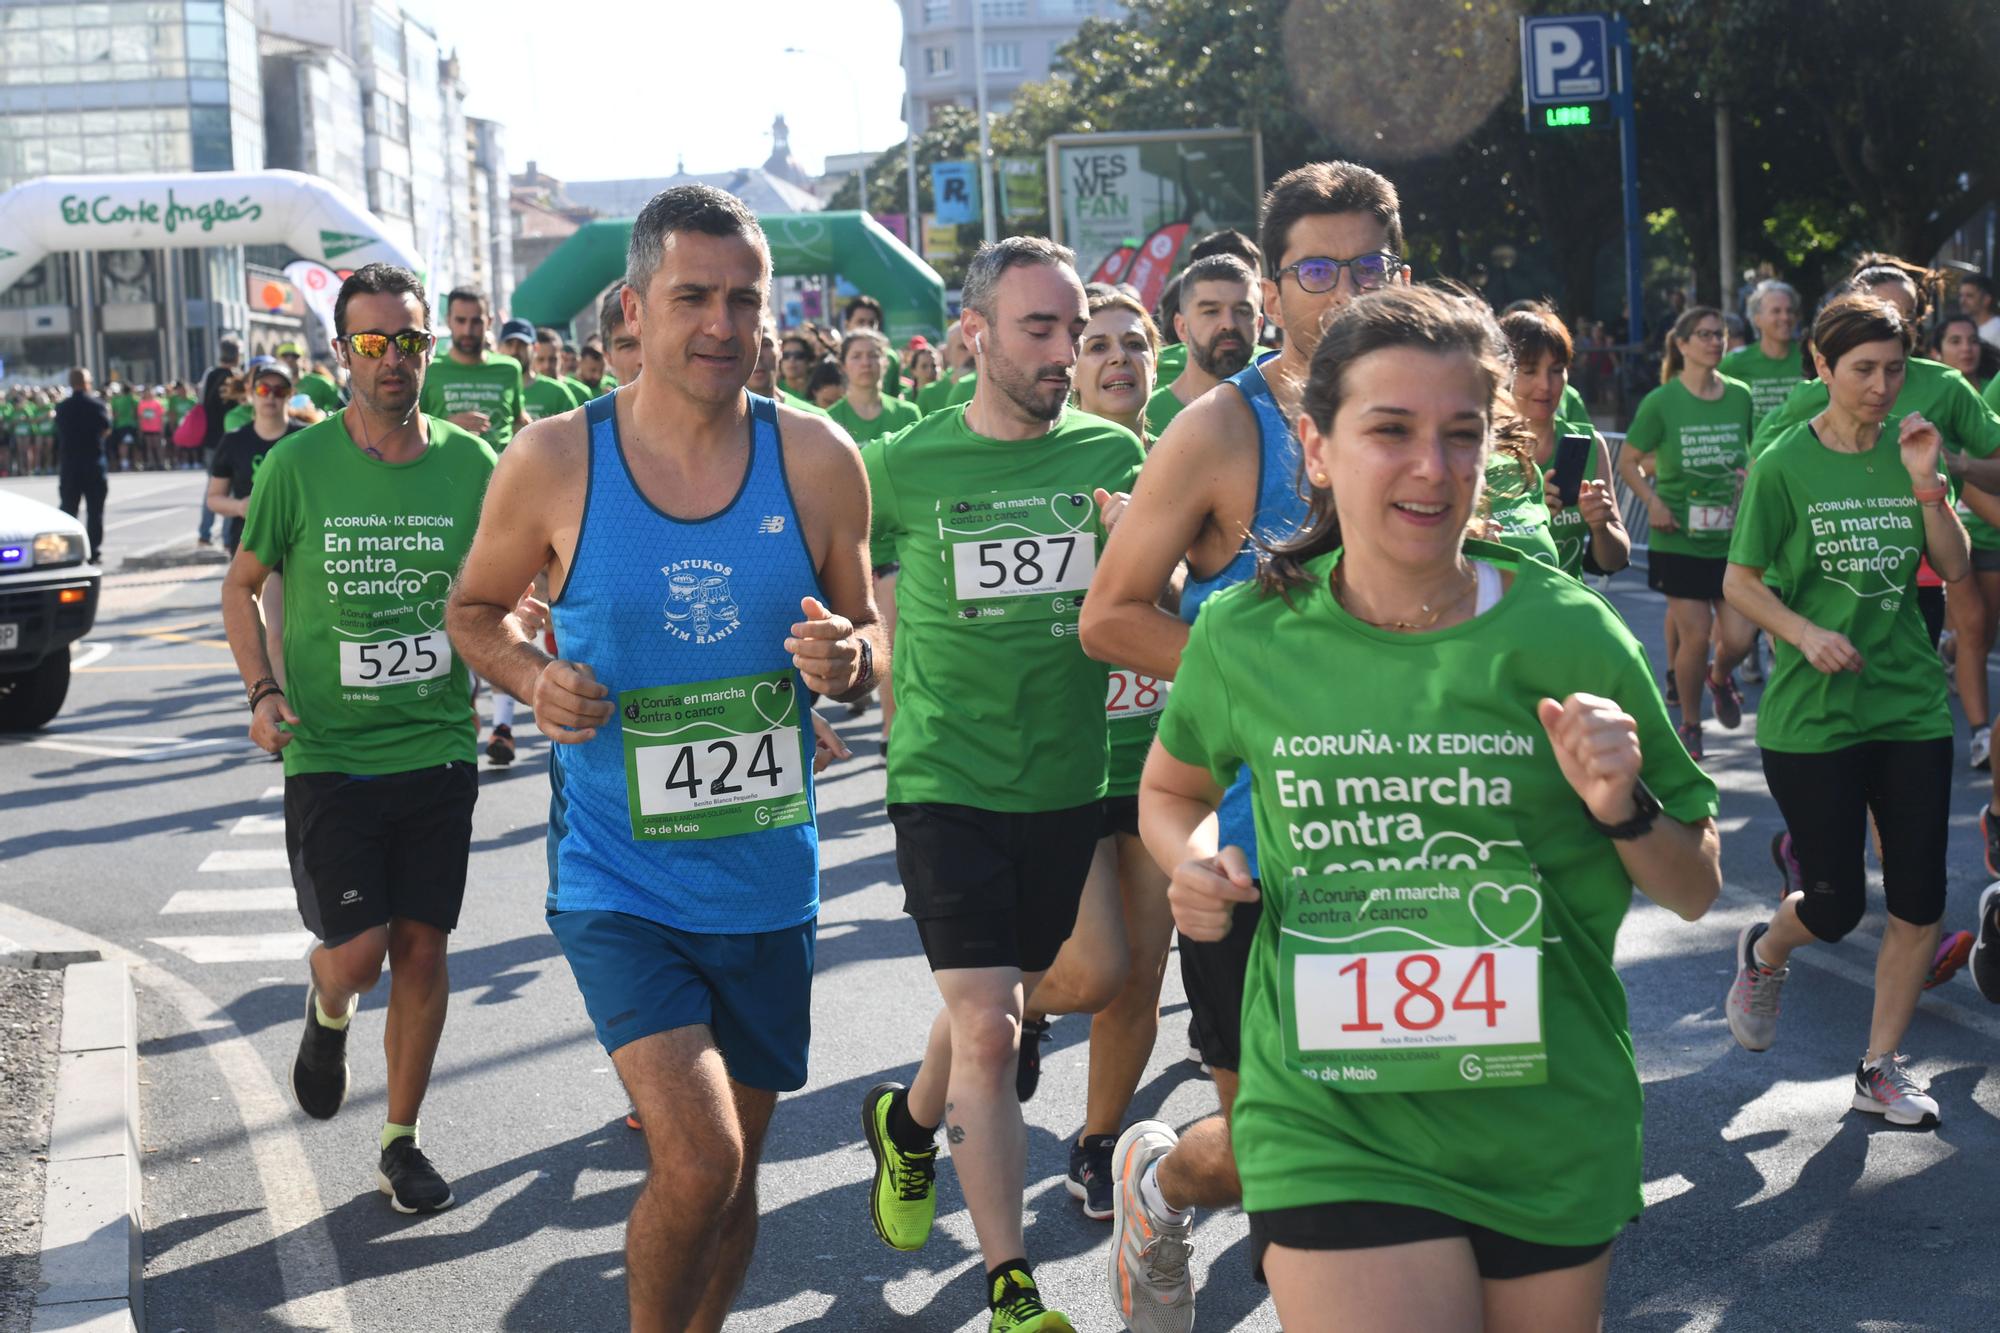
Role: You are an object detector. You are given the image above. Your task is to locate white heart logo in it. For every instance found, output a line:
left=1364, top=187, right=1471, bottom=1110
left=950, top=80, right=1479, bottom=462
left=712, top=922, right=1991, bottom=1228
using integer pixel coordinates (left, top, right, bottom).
left=750, top=678, right=795, bottom=731
left=1047, top=492, right=1094, bottom=534
left=415, top=598, right=447, bottom=631
left=1468, top=879, right=1543, bottom=947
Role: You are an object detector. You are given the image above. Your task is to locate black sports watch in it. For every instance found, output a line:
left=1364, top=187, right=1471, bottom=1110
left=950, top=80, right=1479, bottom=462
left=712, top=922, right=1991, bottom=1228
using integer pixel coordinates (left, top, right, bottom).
left=1583, top=780, right=1662, bottom=841
left=854, top=636, right=874, bottom=691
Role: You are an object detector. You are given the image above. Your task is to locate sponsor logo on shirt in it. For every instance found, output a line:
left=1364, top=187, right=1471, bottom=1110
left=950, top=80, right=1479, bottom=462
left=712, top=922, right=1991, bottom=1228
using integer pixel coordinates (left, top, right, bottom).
left=758, top=515, right=787, bottom=534
left=661, top=558, right=743, bottom=644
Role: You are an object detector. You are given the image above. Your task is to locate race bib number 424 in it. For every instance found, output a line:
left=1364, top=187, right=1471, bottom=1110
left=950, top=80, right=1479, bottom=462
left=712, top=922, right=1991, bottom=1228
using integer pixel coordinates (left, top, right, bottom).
left=620, top=670, right=811, bottom=840
left=940, top=488, right=1098, bottom=624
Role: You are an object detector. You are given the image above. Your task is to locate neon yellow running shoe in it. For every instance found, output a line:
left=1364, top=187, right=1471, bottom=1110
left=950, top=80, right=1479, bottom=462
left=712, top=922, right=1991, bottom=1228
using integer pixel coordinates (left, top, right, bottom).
left=989, top=1267, right=1073, bottom=1333
left=861, top=1081, right=936, bottom=1251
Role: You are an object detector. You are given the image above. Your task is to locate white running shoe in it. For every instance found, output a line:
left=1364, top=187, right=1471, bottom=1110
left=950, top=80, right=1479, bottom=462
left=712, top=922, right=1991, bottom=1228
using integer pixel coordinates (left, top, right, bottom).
left=1725, top=922, right=1787, bottom=1052
left=1972, top=725, right=1992, bottom=772
left=1852, top=1052, right=1940, bottom=1127
left=1108, top=1121, right=1194, bottom=1333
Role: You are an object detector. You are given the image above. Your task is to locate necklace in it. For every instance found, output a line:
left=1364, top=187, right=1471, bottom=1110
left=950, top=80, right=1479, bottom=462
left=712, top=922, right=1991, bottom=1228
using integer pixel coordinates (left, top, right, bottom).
left=1334, top=562, right=1478, bottom=631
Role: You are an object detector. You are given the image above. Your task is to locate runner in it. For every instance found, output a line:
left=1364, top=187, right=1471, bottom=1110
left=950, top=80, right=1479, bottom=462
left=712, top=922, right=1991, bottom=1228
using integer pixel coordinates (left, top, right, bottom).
left=857, top=235, right=1143, bottom=1333
left=502, top=317, right=580, bottom=423
left=285, top=343, right=345, bottom=413
left=448, top=184, right=878, bottom=1331
left=1721, top=293, right=1970, bottom=1124
left=1615, top=306, right=1756, bottom=760
left=576, top=342, right=610, bottom=398
left=917, top=322, right=971, bottom=414
left=1498, top=306, right=1631, bottom=579
left=137, top=386, right=167, bottom=470
left=843, top=294, right=905, bottom=396
left=1925, top=312, right=2000, bottom=766
left=207, top=355, right=302, bottom=696
left=1721, top=280, right=1803, bottom=430
left=107, top=380, right=138, bottom=471
left=420, top=286, right=527, bottom=452
left=1961, top=272, right=2000, bottom=348
left=1079, top=159, right=1408, bottom=1332
left=221, top=262, right=494, bottom=1214
left=1154, top=230, right=1267, bottom=387
left=807, top=358, right=846, bottom=409
left=1012, top=288, right=1178, bottom=1224
left=1143, top=254, right=1261, bottom=438
left=1144, top=282, right=1719, bottom=1330
left=599, top=288, right=645, bottom=388
left=828, top=327, right=923, bottom=445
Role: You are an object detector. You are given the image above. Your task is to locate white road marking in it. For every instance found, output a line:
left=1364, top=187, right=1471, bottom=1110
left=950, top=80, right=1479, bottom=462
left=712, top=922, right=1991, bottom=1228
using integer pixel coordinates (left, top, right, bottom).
left=1642, top=1173, right=1694, bottom=1205
left=199, top=849, right=290, bottom=872
left=159, top=888, right=295, bottom=915
left=11, top=735, right=232, bottom=761
left=260, top=786, right=282, bottom=801
left=69, top=641, right=112, bottom=669
left=230, top=814, right=287, bottom=836
left=0, top=902, right=353, bottom=1331
left=148, top=931, right=315, bottom=963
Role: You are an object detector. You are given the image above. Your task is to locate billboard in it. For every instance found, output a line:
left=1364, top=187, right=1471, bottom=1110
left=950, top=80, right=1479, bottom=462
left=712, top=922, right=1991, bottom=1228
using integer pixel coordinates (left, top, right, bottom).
left=1046, top=129, right=1264, bottom=303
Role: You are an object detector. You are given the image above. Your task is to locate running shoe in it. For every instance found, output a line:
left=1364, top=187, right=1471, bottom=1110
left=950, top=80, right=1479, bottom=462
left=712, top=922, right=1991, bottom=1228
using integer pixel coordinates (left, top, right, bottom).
left=1984, top=806, right=2000, bottom=879
left=291, top=983, right=353, bottom=1121
left=1710, top=673, right=1744, bottom=730
left=1771, top=830, right=1800, bottom=899
left=1664, top=670, right=1679, bottom=708
left=1852, top=1053, right=1940, bottom=1128
left=1724, top=922, right=1787, bottom=1052
left=1108, top=1120, right=1195, bottom=1333
left=625, top=1110, right=642, bottom=1131
left=988, top=1267, right=1074, bottom=1333
left=378, top=1136, right=455, bottom=1212
left=1972, top=882, right=2000, bottom=1003
left=861, top=1081, right=936, bottom=1252
left=486, top=723, right=515, bottom=766
left=1926, top=931, right=1973, bottom=990
left=1973, top=725, right=1993, bottom=772
left=1017, top=1016, right=1051, bottom=1103
left=1066, top=1133, right=1116, bottom=1221
left=1677, top=720, right=1704, bottom=762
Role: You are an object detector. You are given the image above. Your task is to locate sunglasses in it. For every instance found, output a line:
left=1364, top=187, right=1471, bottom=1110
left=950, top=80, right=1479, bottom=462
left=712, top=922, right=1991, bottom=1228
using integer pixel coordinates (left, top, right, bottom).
left=1276, top=252, right=1404, bottom=295
left=781, top=349, right=813, bottom=362
left=344, top=330, right=435, bottom=359
left=252, top=380, right=290, bottom=397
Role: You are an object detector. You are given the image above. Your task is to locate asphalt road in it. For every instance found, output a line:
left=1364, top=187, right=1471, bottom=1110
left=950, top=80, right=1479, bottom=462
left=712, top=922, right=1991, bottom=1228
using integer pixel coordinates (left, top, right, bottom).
left=3, top=468, right=1999, bottom=1332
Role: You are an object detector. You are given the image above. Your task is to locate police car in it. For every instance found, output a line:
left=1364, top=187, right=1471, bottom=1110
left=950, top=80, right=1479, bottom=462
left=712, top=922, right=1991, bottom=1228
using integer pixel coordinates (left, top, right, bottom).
left=0, top=488, right=100, bottom=730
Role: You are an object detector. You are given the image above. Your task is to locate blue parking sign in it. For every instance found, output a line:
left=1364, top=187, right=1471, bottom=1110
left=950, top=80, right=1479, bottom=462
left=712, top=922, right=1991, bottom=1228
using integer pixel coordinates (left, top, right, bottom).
left=1522, top=15, right=1609, bottom=106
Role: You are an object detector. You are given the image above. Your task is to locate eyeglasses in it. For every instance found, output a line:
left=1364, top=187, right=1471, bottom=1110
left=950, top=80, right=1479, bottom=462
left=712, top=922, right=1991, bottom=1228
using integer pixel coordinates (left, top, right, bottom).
left=1276, top=252, right=1404, bottom=295
left=343, top=330, right=435, bottom=359
left=781, top=349, right=813, bottom=362
left=252, top=381, right=289, bottom=397
left=1686, top=328, right=1727, bottom=342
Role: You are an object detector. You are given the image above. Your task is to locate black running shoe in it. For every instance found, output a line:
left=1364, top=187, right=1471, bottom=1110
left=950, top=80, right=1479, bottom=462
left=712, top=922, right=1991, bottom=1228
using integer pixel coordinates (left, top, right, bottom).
left=1983, top=806, right=2000, bottom=880
left=291, top=984, right=352, bottom=1121
left=1973, top=882, right=2000, bottom=1004
left=1664, top=670, right=1679, bottom=707
left=1065, top=1133, right=1116, bottom=1221
left=1710, top=672, right=1744, bottom=730
left=1016, top=1017, right=1050, bottom=1103
left=378, top=1136, right=454, bottom=1213
left=486, top=723, right=515, bottom=766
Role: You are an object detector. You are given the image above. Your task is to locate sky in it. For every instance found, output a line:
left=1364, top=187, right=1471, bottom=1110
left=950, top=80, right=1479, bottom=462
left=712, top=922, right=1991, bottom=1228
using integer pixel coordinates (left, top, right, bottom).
left=445, top=0, right=913, bottom=185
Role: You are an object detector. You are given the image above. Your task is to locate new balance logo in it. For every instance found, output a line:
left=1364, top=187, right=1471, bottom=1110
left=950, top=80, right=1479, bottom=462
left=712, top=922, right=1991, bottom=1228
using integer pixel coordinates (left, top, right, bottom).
left=757, top=515, right=787, bottom=534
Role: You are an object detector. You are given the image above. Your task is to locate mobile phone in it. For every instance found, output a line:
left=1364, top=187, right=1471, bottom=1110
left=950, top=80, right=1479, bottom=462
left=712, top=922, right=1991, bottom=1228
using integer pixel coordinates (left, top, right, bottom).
left=1551, top=433, right=1592, bottom=509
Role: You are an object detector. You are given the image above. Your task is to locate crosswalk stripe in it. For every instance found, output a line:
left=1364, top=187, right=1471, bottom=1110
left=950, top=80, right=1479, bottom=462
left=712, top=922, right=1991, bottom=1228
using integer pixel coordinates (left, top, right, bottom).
left=231, top=814, right=288, bottom=836
left=160, top=888, right=296, bottom=915
left=149, top=931, right=314, bottom=963
left=260, top=786, right=283, bottom=802
left=199, top=849, right=290, bottom=872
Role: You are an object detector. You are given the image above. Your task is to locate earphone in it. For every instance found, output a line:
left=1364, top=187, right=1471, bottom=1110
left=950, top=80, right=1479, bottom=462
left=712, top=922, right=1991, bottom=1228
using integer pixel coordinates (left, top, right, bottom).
left=974, top=333, right=984, bottom=355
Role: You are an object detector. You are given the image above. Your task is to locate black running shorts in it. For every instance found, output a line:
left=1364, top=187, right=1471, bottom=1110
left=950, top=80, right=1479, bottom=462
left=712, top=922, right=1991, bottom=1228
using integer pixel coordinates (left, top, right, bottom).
left=1250, top=1201, right=1614, bottom=1282
left=1180, top=888, right=1261, bottom=1072
left=889, top=800, right=1103, bottom=973
left=284, top=761, right=478, bottom=945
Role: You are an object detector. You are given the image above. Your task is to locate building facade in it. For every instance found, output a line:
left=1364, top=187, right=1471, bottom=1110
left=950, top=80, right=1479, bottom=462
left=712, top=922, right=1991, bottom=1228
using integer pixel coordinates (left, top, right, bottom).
left=898, top=0, right=1126, bottom=132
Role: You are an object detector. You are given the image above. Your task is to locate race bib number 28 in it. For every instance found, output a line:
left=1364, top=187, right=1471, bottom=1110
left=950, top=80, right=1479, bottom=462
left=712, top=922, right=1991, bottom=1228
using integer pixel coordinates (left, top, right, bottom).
left=620, top=670, right=811, bottom=840
left=940, top=488, right=1098, bottom=624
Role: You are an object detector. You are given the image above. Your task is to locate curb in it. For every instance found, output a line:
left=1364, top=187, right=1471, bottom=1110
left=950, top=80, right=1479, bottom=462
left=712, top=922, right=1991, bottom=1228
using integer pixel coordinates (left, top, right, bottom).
left=31, top=960, right=141, bottom=1333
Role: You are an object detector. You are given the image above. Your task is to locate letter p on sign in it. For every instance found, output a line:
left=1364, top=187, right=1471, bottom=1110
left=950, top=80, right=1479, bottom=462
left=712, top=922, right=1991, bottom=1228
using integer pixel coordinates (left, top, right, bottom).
left=1531, top=27, right=1581, bottom=97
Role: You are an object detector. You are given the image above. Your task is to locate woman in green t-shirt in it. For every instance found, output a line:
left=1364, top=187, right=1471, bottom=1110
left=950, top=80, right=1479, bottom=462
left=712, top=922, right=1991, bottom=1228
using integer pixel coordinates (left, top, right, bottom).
left=1721, top=295, right=1970, bottom=1128
left=1498, top=306, right=1631, bottom=580
left=1928, top=311, right=2000, bottom=765
left=1138, top=286, right=1720, bottom=1329
left=1616, top=306, right=1757, bottom=759
left=1014, top=290, right=1177, bottom=1218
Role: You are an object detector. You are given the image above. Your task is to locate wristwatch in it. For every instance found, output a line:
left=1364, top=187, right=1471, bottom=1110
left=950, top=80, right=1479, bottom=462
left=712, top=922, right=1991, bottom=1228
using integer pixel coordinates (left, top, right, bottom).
left=854, top=636, right=874, bottom=690
left=1583, top=780, right=1662, bottom=840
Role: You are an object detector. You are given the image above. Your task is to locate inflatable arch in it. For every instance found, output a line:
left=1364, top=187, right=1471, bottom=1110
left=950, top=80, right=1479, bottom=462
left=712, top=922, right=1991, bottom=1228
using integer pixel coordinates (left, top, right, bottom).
left=510, top=211, right=947, bottom=342
left=0, top=169, right=423, bottom=297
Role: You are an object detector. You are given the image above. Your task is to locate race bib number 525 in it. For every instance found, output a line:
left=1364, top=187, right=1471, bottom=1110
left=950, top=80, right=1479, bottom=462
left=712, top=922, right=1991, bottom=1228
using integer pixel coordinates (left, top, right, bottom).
left=337, top=631, right=452, bottom=688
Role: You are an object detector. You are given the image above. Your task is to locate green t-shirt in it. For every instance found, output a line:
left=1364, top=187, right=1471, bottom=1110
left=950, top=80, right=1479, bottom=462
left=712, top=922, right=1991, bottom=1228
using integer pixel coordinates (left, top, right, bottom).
left=26, top=402, right=52, bottom=436
left=1145, top=384, right=1190, bottom=439
left=881, top=347, right=904, bottom=398
left=1729, top=419, right=1952, bottom=753
left=109, top=393, right=137, bottom=427
left=1624, top=377, right=1753, bottom=559
left=827, top=394, right=922, bottom=446
left=562, top=376, right=593, bottom=404
left=947, top=372, right=978, bottom=407
left=1751, top=357, right=2000, bottom=459
left=1156, top=342, right=1188, bottom=383
left=1542, top=434, right=1602, bottom=580
left=1555, top=383, right=1592, bottom=434
left=916, top=374, right=959, bottom=416
left=241, top=415, right=498, bottom=777
left=521, top=374, right=581, bottom=422
left=861, top=405, right=1146, bottom=810
left=777, top=386, right=828, bottom=416
left=1719, top=342, right=1802, bottom=429
left=419, top=352, right=524, bottom=451
left=168, top=394, right=196, bottom=424
left=1155, top=543, right=1715, bottom=1243
left=297, top=372, right=343, bottom=413
left=224, top=403, right=255, bottom=433
left=1482, top=448, right=1561, bottom=571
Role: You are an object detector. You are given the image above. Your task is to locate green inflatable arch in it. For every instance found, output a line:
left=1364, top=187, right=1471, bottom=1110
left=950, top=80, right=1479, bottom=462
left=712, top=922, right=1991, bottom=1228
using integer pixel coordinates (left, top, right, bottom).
left=510, top=211, right=946, bottom=342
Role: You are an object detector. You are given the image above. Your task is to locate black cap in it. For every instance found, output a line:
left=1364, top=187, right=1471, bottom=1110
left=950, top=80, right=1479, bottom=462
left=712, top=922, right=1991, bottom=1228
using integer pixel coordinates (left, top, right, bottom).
left=498, top=318, right=537, bottom=347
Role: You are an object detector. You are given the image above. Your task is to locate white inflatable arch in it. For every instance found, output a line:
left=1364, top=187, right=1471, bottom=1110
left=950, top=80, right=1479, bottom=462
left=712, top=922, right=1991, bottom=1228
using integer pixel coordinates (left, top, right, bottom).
left=0, top=169, right=422, bottom=296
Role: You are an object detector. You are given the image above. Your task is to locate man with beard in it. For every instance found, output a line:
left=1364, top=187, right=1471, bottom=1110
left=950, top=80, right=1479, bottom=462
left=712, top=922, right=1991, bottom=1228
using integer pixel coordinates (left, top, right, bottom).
left=503, top=318, right=581, bottom=423
left=855, top=237, right=1144, bottom=1333
left=221, top=263, right=496, bottom=1214
left=1143, top=253, right=1263, bottom=437
left=420, top=287, right=527, bottom=451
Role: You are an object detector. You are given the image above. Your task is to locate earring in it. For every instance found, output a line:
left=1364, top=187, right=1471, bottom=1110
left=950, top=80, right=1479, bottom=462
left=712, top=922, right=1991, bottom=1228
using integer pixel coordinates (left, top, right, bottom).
left=1312, top=472, right=1329, bottom=486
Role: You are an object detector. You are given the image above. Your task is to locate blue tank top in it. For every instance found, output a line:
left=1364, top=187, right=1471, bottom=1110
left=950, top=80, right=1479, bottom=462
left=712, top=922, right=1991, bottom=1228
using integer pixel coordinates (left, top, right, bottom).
left=547, top=392, right=823, bottom=933
left=1178, top=356, right=1311, bottom=880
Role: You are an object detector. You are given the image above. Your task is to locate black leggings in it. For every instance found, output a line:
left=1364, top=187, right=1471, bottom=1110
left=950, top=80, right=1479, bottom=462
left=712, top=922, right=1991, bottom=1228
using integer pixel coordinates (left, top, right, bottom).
left=1761, top=737, right=1952, bottom=941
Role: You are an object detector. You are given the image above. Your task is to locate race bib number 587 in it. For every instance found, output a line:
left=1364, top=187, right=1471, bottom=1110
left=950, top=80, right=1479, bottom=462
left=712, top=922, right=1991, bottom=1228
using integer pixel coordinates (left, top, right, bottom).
left=940, top=488, right=1098, bottom=624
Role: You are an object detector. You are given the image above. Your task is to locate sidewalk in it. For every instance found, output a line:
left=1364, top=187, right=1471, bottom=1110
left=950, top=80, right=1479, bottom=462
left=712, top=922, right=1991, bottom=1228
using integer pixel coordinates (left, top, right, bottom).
left=0, top=967, right=61, bottom=1333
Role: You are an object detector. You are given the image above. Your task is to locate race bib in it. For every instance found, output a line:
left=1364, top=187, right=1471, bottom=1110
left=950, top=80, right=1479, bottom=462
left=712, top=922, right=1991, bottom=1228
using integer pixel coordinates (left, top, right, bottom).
left=1687, top=478, right=1739, bottom=534
left=337, top=631, right=453, bottom=688
left=1278, top=867, right=1547, bottom=1093
left=1106, top=669, right=1168, bottom=719
left=619, top=669, right=811, bottom=841
left=939, top=488, right=1098, bottom=624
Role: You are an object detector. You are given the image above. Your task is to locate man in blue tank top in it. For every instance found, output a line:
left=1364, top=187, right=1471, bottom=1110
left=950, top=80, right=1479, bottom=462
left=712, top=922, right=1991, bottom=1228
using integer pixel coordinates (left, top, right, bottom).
left=447, top=185, right=885, bottom=1332
left=1077, top=162, right=1411, bottom=1332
